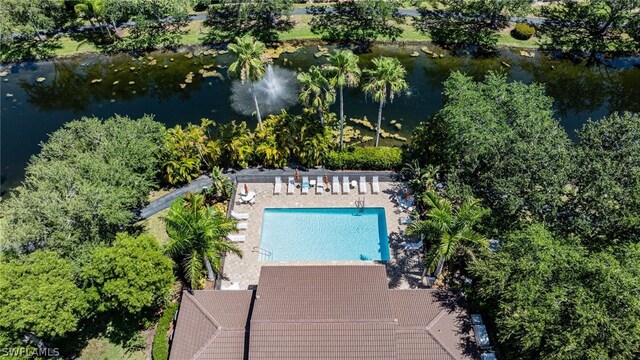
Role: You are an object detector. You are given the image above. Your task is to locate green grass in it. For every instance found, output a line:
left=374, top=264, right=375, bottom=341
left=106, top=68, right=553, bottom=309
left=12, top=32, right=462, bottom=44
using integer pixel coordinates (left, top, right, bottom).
left=140, top=208, right=171, bottom=247
left=78, top=337, right=146, bottom=360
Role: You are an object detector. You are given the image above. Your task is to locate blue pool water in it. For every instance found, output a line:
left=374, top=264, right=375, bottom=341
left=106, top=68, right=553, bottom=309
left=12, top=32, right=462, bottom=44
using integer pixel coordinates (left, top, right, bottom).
left=260, top=208, right=390, bottom=261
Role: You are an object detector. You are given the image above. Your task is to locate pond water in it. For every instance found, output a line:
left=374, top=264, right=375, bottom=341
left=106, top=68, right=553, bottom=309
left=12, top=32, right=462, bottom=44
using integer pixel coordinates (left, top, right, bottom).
left=1, top=44, right=639, bottom=194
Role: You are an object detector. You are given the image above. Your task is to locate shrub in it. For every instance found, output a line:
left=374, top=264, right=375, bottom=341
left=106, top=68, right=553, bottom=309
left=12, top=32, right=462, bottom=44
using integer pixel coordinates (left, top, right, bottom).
left=512, top=23, right=536, bottom=40
left=324, top=146, right=403, bottom=170
left=152, top=302, right=179, bottom=360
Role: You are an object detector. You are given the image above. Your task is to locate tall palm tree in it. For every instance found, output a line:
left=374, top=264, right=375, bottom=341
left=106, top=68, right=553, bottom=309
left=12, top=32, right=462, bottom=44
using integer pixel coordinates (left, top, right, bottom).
left=228, top=35, right=267, bottom=128
left=362, top=56, right=408, bottom=147
left=326, top=50, right=361, bottom=150
left=164, top=193, right=242, bottom=289
left=73, top=0, right=112, bottom=38
left=297, top=65, right=336, bottom=126
left=407, top=191, right=488, bottom=281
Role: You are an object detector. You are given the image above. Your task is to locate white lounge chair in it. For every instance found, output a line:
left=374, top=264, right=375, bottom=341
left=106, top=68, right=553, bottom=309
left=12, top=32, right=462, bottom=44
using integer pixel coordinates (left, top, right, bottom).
left=399, top=217, right=413, bottom=225
left=226, top=234, right=246, bottom=243
left=237, top=222, right=248, bottom=230
left=342, top=176, right=350, bottom=194
left=231, top=211, right=249, bottom=220
left=316, top=176, right=323, bottom=194
left=287, top=176, right=295, bottom=194
left=359, top=176, right=367, bottom=194
left=372, top=176, right=380, bottom=194
left=404, top=241, right=423, bottom=251
left=332, top=176, right=340, bottom=194
left=274, top=177, right=282, bottom=195
left=301, top=176, right=310, bottom=194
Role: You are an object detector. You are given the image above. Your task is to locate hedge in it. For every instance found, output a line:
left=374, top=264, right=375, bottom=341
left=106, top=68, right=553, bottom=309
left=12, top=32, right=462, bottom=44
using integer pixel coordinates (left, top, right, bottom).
left=512, top=22, right=536, bottom=40
left=152, top=302, right=179, bottom=360
left=324, top=146, right=403, bottom=170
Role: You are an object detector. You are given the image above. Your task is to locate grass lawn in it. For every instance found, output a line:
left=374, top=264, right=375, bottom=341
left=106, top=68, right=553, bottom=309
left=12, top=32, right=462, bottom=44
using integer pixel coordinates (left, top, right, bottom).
left=78, top=337, right=146, bottom=360
left=140, top=208, right=171, bottom=247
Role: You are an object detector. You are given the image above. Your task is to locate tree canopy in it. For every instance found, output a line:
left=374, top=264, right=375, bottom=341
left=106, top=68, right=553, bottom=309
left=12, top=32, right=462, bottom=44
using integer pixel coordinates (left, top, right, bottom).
left=308, top=0, right=405, bottom=47
left=81, top=233, right=174, bottom=315
left=471, top=224, right=640, bottom=359
left=203, top=0, right=294, bottom=44
left=0, top=251, right=88, bottom=342
left=538, top=0, right=640, bottom=59
left=3, top=115, right=165, bottom=257
left=409, top=71, right=573, bottom=225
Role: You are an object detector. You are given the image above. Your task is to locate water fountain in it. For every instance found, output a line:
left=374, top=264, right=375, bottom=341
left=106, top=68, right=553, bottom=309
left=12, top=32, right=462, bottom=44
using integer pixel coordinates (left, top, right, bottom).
left=230, top=64, right=299, bottom=118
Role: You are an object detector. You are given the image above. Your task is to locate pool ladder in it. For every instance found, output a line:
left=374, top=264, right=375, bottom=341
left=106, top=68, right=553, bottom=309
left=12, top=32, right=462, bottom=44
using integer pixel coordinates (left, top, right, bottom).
left=252, top=245, right=273, bottom=261
left=355, top=197, right=365, bottom=213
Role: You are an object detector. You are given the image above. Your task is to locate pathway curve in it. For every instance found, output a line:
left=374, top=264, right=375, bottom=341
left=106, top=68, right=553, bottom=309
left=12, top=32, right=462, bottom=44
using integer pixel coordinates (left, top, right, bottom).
left=139, top=176, right=212, bottom=219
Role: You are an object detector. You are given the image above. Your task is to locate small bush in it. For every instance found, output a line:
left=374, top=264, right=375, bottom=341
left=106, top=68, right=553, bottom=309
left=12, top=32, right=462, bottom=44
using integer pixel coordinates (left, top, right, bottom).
left=152, top=302, right=179, bottom=360
left=512, top=23, right=536, bottom=40
left=324, top=147, right=403, bottom=170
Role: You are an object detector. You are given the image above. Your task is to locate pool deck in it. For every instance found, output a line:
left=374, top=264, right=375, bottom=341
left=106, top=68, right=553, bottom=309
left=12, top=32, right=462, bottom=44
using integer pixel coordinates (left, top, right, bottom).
left=221, top=179, right=426, bottom=290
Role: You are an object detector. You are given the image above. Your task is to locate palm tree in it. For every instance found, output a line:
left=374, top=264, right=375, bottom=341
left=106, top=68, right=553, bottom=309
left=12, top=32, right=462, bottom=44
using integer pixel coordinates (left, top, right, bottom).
left=362, top=57, right=408, bottom=147
left=228, top=35, right=267, bottom=128
left=297, top=65, right=336, bottom=126
left=326, top=50, right=361, bottom=150
left=164, top=193, right=242, bottom=289
left=73, top=0, right=112, bottom=38
left=407, top=191, right=488, bottom=281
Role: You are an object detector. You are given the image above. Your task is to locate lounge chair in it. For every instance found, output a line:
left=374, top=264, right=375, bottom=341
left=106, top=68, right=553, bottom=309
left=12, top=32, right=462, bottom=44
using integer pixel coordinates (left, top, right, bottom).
left=274, top=177, right=282, bottom=195
left=287, top=176, right=295, bottom=194
left=359, top=176, right=367, bottom=194
left=301, top=176, right=310, bottom=194
left=231, top=211, right=249, bottom=220
left=399, top=217, right=413, bottom=225
left=372, top=176, right=380, bottom=194
left=237, top=222, right=248, bottom=230
left=404, top=241, right=423, bottom=251
left=226, top=234, right=246, bottom=243
left=332, top=176, right=340, bottom=194
left=316, top=176, right=323, bottom=194
left=222, top=281, right=240, bottom=290
left=342, top=176, right=350, bottom=194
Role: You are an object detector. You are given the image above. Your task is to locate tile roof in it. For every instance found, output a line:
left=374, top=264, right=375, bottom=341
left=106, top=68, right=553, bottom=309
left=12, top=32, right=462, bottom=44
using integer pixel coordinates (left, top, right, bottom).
left=169, top=266, right=476, bottom=360
left=169, top=290, right=253, bottom=360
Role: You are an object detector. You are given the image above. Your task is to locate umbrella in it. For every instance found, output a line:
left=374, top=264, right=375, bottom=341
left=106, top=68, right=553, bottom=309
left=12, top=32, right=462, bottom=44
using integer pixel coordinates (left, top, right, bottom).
left=295, top=169, right=300, bottom=183
left=244, top=183, right=249, bottom=194
left=324, top=174, right=329, bottom=185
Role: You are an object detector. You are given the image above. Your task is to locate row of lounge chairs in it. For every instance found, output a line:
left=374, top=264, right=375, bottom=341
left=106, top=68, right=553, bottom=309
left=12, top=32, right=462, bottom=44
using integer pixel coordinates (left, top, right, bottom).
left=226, top=211, right=249, bottom=243
left=274, top=175, right=381, bottom=195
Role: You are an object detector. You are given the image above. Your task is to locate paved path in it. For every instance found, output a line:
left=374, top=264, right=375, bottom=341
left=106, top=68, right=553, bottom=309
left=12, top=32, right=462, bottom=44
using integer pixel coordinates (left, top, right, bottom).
left=139, top=176, right=212, bottom=219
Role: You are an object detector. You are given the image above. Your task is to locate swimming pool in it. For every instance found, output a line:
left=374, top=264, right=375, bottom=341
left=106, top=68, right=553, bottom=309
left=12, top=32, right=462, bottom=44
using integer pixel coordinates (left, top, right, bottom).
left=259, top=207, right=390, bottom=261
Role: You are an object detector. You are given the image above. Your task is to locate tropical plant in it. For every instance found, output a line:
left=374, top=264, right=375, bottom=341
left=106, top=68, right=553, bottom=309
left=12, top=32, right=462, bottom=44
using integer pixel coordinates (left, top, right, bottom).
left=326, top=49, right=361, bottom=150
left=407, top=191, right=489, bottom=280
left=402, top=160, right=439, bottom=196
left=297, top=65, right=336, bottom=125
left=362, top=56, right=408, bottom=147
left=164, top=193, right=242, bottom=289
left=217, top=120, right=254, bottom=168
left=253, top=114, right=291, bottom=168
left=203, top=167, right=234, bottom=204
left=72, top=0, right=113, bottom=38
left=228, top=35, right=268, bottom=128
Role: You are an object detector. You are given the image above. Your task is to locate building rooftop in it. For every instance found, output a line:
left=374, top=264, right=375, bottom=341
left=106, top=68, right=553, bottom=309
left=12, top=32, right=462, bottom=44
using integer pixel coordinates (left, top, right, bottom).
left=169, top=265, right=476, bottom=360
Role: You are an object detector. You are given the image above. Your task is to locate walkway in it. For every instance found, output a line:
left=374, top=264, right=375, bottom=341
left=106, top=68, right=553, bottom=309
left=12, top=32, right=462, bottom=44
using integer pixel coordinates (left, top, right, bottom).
left=139, top=175, right=212, bottom=219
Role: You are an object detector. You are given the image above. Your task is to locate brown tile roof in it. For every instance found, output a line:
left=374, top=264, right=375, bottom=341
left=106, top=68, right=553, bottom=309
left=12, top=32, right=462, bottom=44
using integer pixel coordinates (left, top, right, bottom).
left=169, top=290, right=253, bottom=360
left=169, top=266, right=476, bottom=360
left=252, top=265, right=393, bottom=322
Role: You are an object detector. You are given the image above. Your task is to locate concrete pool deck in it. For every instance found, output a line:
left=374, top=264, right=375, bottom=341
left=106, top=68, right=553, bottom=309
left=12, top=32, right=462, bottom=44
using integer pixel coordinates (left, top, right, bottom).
left=221, top=179, right=426, bottom=290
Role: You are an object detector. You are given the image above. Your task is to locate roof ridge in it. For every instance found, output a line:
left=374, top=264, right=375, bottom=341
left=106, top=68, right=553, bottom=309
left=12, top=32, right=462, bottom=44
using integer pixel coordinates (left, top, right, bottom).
left=183, top=292, right=223, bottom=360
left=424, top=292, right=465, bottom=360
left=251, top=318, right=397, bottom=324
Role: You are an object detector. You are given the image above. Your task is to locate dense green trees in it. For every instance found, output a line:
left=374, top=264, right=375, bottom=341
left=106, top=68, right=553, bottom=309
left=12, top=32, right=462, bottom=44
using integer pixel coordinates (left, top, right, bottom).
left=409, top=71, right=573, bottom=225
left=362, top=57, right=408, bottom=147
left=415, top=0, right=531, bottom=51
left=204, top=0, right=294, bottom=44
left=164, top=193, right=242, bottom=289
left=569, top=112, right=640, bottom=248
left=308, top=0, right=405, bottom=47
left=0, top=251, right=88, bottom=344
left=539, top=0, right=640, bottom=59
left=81, top=233, right=174, bottom=314
left=471, top=225, right=640, bottom=359
left=4, top=115, right=164, bottom=257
